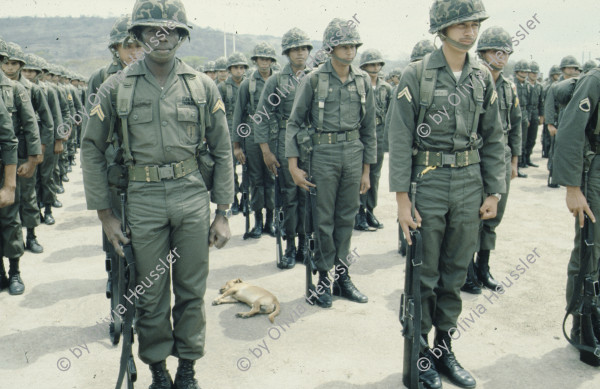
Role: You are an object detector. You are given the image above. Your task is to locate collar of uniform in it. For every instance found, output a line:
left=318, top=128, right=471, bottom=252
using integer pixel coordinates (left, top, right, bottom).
left=252, top=68, right=270, bottom=80
left=428, top=48, right=480, bottom=81
left=107, top=61, right=123, bottom=75
left=321, top=58, right=357, bottom=83
left=0, top=72, right=13, bottom=87
left=18, top=75, right=32, bottom=89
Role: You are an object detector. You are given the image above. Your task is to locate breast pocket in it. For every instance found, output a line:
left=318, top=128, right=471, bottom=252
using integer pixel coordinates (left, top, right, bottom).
left=177, top=104, right=200, bottom=145
left=129, top=105, right=156, bottom=147
left=348, top=92, right=361, bottom=122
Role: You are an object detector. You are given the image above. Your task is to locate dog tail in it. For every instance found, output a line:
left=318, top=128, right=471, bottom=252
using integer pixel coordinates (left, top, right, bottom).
left=268, top=298, right=281, bottom=323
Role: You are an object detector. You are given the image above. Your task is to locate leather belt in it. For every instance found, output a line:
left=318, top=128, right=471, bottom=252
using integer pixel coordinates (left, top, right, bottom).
left=128, top=157, right=198, bottom=182
left=312, top=129, right=360, bottom=145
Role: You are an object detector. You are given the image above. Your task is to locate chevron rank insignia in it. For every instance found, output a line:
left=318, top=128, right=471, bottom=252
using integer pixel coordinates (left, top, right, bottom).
left=579, top=98, right=591, bottom=112
left=212, top=98, right=225, bottom=114
left=67, top=93, right=73, bottom=101
left=397, top=87, right=412, bottom=102
left=90, top=105, right=105, bottom=121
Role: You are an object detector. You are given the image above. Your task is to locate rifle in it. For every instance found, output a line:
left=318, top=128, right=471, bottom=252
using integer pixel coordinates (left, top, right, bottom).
left=303, top=158, right=318, bottom=303
left=241, top=137, right=251, bottom=240
left=400, top=182, right=425, bottom=389
left=274, top=137, right=285, bottom=268
left=104, top=231, right=122, bottom=346
left=562, top=169, right=600, bottom=366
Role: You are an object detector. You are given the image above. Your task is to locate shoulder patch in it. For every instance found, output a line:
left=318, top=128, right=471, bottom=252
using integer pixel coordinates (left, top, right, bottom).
left=579, top=97, right=591, bottom=112
left=90, top=105, right=105, bottom=121
left=397, top=86, right=412, bottom=102
left=212, top=98, right=225, bottom=114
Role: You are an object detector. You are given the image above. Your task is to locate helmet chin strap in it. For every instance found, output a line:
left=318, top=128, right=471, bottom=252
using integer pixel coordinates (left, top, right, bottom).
left=331, top=52, right=353, bottom=66
left=439, top=32, right=475, bottom=51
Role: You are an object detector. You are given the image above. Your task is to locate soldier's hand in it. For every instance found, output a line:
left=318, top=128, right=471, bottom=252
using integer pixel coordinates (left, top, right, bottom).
left=290, top=166, right=316, bottom=192
left=566, top=186, right=596, bottom=228
left=397, top=192, right=421, bottom=246
left=360, top=172, right=370, bottom=194
left=262, top=151, right=280, bottom=176
left=209, top=215, right=231, bottom=249
left=98, top=209, right=130, bottom=257
left=480, top=196, right=498, bottom=220
left=41, top=144, right=46, bottom=155
left=17, top=160, right=36, bottom=178
left=0, top=186, right=16, bottom=208
left=548, top=124, right=557, bottom=136
left=234, top=146, right=246, bottom=165
left=539, top=116, right=544, bottom=125
left=510, top=159, right=518, bottom=180
left=54, top=140, right=64, bottom=154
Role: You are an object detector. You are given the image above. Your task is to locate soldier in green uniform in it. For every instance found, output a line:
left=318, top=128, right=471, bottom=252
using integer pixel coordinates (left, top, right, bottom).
left=389, top=67, right=402, bottom=86
left=81, top=0, right=233, bottom=387
left=354, top=48, right=390, bottom=231
left=410, top=40, right=436, bottom=64
left=0, top=93, right=18, bottom=292
left=214, top=56, right=228, bottom=84
left=2, top=43, right=54, bottom=254
left=0, top=38, right=42, bottom=296
left=255, top=27, right=312, bottom=268
left=552, top=65, right=600, bottom=347
left=545, top=55, right=581, bottom=188
left=203, top=60, right=217, bottom=82
left=60, top=67, right=82, bottom=171
left=218, top=52, right=247, bottom=215
left=22, top=54, right=63, bottom=225
left=541, top=65, right=561, bottom=159
left=462, top=26, right=522, bottom=294
left=524, top=61, right=544, bottom=167
left=583, top=60, right=598, bottom=75
left=233, top=42, right=277, bottom=238
left=388, top=1, right=505, bottom=387
left=287, top=18, right=375, bottom=308
left=49, top=64, right=75, bottom=188
left=514, top=59, right=531, bottom=177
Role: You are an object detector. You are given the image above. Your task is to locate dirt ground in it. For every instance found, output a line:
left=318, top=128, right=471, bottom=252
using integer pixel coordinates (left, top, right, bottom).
left=1, top=140, right=599, bottom=389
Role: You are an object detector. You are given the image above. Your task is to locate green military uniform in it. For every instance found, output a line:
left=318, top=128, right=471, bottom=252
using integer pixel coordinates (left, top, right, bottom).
left=553, top=67, right=600, bottom=305
left=525, top=61, right=543, bottom=164
left=82, top=56, right=233, bottom=364
left=514, top=60, right=531, bottom=169
left=541, top=65, right=561, bottom=158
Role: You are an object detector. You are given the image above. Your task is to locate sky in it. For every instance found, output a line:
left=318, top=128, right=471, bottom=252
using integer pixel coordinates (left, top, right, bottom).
left=3, top=0, right=599, bottom=74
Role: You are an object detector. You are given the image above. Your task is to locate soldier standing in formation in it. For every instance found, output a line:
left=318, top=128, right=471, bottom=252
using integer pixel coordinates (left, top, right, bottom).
left=214, top=56, right=228, bottom=84
left=389, top=0, right=505, bottom=387
left=541, top=65, right=561, bottom=159
left=524, top=61, right=543, bottom=168
left=514, top=59, right=531, bottom=178
left=202, top=60, right=217, bottom=82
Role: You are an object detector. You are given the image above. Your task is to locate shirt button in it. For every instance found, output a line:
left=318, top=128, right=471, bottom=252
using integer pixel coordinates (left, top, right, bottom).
left=166, top=146, right=171, bottom=151
left=133, top=114, right=138, bottom=120
left=162, top=121, right=168, bottom=127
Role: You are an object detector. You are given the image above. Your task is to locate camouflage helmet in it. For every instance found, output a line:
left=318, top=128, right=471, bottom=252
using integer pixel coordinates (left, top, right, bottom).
left=513, top=59, right=531, bottom=73
left=129, top=0, right=192, bottom=38
left=281, top=27, right=313, bottom=55
left=390, top=67, right=403, bottom=78
left=429, top=0, right=489, bottom=34
left=6, top=42, right=26, bottom=64
left=0, top=37, right=8, bottom=58
left=583, top=60, right=598, bottom=74
left=560, top=55, right=581, bottom=70
left=529, top=61, right=540, bottom=73
left=251, top=42, right=277, bottom=62
left=214, top=56, right=227, bottom=71
left=359, top=48, right=385, bottom=68
left=410, top=40, right=435, bottom=62
left=38, top=57, right=50, bottom=72
left=203, top=60, right=216, bottom=72
left=323, top=18, right=362, bottom=49
left=549, top=65, right=561, bottom=77
left=109, top=15, right=131, bottom=47
left=271, top=62, right=282, bottom=72
left=477, top=26, right=512, bottom=53
left=227, top=52, right=249, bottom=69
left=22, top=53, right=42, bottom=72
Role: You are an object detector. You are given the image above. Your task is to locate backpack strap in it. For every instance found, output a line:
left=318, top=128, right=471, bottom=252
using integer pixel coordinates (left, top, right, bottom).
left=248, top=70, right=257, bottom=113
left=352, top=67, right=367, bottom=122
left=114, top=76, right=137, bottom=165
left=468, top=65, right=485, bottom=146
left=310, top=70, right=329, bottom=132
left=416, top=53, right=436, bottom=129
left=182, top=73, right=207, bottom=142
left=226, top=83, right=233, bottom=118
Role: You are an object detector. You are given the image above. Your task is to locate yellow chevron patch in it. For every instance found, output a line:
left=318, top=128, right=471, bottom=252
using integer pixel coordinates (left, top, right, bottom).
left=90, top=104, right=105, bottom=121
left=579, top=97, right=591, bottom=112
left=67, top=93, right=73, bottom=101
left=397, top=86, right=412, bottom=102
left=212, top=98, right=225, bottom=114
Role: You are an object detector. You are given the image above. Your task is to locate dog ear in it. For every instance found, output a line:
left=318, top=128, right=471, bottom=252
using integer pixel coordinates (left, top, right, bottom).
left=235, top=278, right=242, bottom=283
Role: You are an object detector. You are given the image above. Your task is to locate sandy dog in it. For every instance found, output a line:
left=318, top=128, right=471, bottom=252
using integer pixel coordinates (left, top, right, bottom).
left=213, top=278, right=281, bottom=323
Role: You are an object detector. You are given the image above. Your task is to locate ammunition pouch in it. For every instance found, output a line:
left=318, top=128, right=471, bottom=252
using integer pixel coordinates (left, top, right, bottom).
left=196, top=142, right=215, bottom=191
left=296, top=128, right=314, bottom=163
left=107, top=163, right=129, bottom=190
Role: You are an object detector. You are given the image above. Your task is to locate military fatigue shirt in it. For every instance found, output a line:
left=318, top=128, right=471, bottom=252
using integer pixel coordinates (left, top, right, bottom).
left=496, top=74, right=522, bottom=157
left=254, top=63, right=310, bottom=145
left=374, top=77, right=392, bottom=127
left=19, top=76, right=54, bottom=146
left=81, top=59, right=234, bottom=210
left=232, top=69, right=270, bottom=144
left=217, top=75, right=243, bottom=132
left=0, top=97, right=17, bottom=165
left=529, top=80, right=544, bottom=120
left=515, top=79, right=530, bottom=123
left=387, top=49, right=505, bottom=194
left=39, top=81, right=64, bottom=140
left=286, top=59, right=377, bottom=164
left=553, top=68, right=600, bottom=187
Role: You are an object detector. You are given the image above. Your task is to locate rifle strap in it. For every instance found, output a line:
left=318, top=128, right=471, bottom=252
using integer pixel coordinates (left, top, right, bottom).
left=249, top=71, right=257, bottom=114
left=115, top=244, right=136, bottom=389
left=115, top=76, right=137, bottom=165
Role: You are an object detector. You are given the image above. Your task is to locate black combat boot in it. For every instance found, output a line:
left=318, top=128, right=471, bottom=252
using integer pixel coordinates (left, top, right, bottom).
left=475, top=249, right=499, bottom=290
left=365, top=208, right=384, bottom=229
left=231, top=196, right=240, bottom=215
left=313, top=271, right=332, bottom=308
left=333, top=265, right=368, bottom=303
left=248, top=210, right=263, bottom=239
left=8, top=258, right=25, bottom=295
left=69, top=155, right=76, bottom=166
left=0, top=259, right=9, bottom=291
left=518, top=155, right=527, bottom=168
left=25, top=228, right=43, bottom=254
left=434, top=331, right=476, bottom=388
left=548, top=175, right=559, bottom=188
left=419, top=343, right=443, bottom=389
left=61, top=173, right=69, bottom=183
left=461, top=258, right=482, bottom=294
left=149, top=360, right=173, bottom=389
left=57, top=181, right=65, bottom=194
left=517, top=168, right=528, bottom=178
left=264, top=209, right=276, bottom=237
left=53, top=199, right=63, bottom=208
left=174, top=359, right=201, bottom=389
left=353, top=206, right=370, bottom=231
left=526, top=155, right=539, bottom=167
left=279, top=238, right=296, bottom=269
left=296, top=235, right=307, bottom=263
left=44, top=205, right=55, bottom=225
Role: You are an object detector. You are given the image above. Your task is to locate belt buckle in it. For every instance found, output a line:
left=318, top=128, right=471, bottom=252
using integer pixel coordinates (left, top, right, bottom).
left=157, top=164, right=175, bottom=180
left=337, top=132, right=347, bottom=142
left=441, top=153, right=456, bottom=167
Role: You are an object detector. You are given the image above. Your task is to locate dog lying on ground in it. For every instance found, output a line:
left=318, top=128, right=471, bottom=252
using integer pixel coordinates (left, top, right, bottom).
left=212, top=278, right=281, bottom=323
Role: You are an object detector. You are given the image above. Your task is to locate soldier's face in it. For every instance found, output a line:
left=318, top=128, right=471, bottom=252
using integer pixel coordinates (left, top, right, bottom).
left=205, top=71, right=217, bottom=80
left=255, top=57, right=273, bottom=72
left=217, top=70, right=228, bottom=82
left=445, top=21, right=479, bottom=51
left=140, top=26, right=181, bottom=62
left=22, top=69, right=38, bottom=81
left=287, top=46, right=309, bottom=68
left=230, top=65, right=246, bottom=81
left=563, top=67, right=580, bottom=78
left=552, top=74, right=560, bottom=81
left=363, top=63, right=382, bottom=75
left=332, top=44, right=357, bottom=64
left=1, top=60, right=22, bottom=78
left=516, top=71, right=528, bottom=81
left=482, top=50, right=508, bottom=70
left=528, top=72, right=537, bottom=81
left=117, top=40, right=144, bottom=65
left=391, top=75, right=400, bottom=85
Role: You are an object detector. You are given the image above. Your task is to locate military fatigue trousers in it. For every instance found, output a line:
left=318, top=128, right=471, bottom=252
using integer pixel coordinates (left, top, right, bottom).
left=413, top=163, right=483, bottom=333
left=245, top=130, right=274, bottom=212
left=37, top=142, right=58, bottom=205
left=127, top=171, right=210, bottom=364
left=276, top=129, right=306, bottom=237
left=526, top=119, right=540, bottom=157
left=566, top=156, right=600, bottom=305
left=0, top=167, right=24, bottom=259
left=311, top=140, right=363, bottom=271
left=361, top=124, right=385, bottom=211
left=18, top=160, right=41, bottom=229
